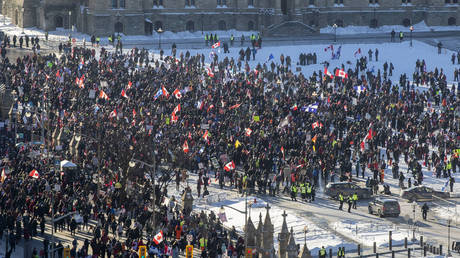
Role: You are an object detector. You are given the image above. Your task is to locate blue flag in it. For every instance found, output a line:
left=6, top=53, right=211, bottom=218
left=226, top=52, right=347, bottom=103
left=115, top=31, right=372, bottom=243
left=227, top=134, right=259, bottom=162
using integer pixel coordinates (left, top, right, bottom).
left=154, top=89, right=163, bottom=100
left=266, top=53, right=274, bottom=63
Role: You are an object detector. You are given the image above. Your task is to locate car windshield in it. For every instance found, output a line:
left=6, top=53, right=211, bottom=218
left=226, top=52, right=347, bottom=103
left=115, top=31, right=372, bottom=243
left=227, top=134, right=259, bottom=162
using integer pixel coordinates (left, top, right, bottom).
left=384, top=202, right=399, bottom=209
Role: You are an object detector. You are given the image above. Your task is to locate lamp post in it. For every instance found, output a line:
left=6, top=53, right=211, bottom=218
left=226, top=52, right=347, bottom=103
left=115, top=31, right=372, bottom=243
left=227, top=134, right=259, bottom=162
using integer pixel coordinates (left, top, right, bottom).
left=221, top=196, right=248, bottom=254
left=333, top=23, right=337, bottom=42
left=410, top=25, right=413, bottom=47
left=157, top=27, right=163, bottom=49
left=68, top=10, right=72, bottom=36
left=3, top=3, right=6, bottom=25
left=304, top=226, right=308, bottom=246
left=448, top=218, right=452, bottom=256
left=21, top=8, right=24, bottom=34
left=129, top=158, right=156, bottom=229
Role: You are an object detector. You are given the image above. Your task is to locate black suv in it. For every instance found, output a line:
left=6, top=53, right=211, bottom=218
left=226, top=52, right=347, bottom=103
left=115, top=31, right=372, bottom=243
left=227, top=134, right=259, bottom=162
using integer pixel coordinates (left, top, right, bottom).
left=368, top=198, right=400, bottom=217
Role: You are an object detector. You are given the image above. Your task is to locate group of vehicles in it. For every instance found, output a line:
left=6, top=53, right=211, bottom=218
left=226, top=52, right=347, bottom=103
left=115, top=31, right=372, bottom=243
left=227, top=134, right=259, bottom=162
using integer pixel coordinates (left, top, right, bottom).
left=324, top=181, right=451, bottom=218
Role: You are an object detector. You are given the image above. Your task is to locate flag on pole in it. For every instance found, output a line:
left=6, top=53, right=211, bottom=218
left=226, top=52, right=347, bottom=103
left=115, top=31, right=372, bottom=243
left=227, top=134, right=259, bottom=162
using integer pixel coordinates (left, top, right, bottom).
left=206, top=67, right=214, bottom=77
left=99, top=90, right=110, bottom=100
left=162, top=86, right=170, bottom=98
left=29, top=169, right=39, bottom=179
left=266, top=53, right=274, bottom=63
left=127, top=81, right=133, bottom=90
left=324, top=67, right=334, bottom=79
left=153, top=231, right=164, bottom=244
left=312, top=121, right=323, bottom=129
left=211, top=41, right=221, bottom=49
left=203, top=130, right=209, bottom=142
left=183, top=141, right=189, bottom=153
left=121, top=89, right=129, bottom=99
left=354, top=86, right=366, bottom=94
left=335, top=69, right=348, bottom=79
left=281, top=146, right=285, bottom=160
left=109, top=109, right=117, bottom=118
left=229, top=103, right=241, bottom=110
left=173, top=89, right=182, bottom=99
left=354, top=48, right=362, bottom=57
left=154, top=89, right=163, bottom=100
left=306, top=103, right=318, bottom=113
left=224, top=161, right=236, bottom=171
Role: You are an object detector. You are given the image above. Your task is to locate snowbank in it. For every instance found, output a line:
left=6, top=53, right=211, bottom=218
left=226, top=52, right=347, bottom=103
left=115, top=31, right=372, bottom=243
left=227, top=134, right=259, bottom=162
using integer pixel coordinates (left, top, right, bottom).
left=320, top=21, right=460, bottom=35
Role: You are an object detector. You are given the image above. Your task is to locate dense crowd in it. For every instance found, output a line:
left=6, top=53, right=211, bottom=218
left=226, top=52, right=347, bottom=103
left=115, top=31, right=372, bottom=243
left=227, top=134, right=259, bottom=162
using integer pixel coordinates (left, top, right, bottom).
left=0, top=31, right=458, bottom=258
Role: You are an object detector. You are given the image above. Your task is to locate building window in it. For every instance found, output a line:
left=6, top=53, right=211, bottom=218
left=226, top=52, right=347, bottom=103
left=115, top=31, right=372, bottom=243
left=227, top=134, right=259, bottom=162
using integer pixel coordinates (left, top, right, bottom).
left=309, top=0, right=315, bottom=5
left=112, top=0, right=118, bottom=8
left=119, top=0, right=125, bottom=8
left=248, top=0, right=254, bottom=7
left=248, top=20, right=254, bottom=30
left=402, top=18, right=411, bottom=27
left=185, top=0, right=195, bottom=6
left=114, top=22, right=123, bottom=33
left=55, top=16, right=64, bottom=28
left=153, top=0, right=164, bottom=6
left=218, top=20, right=226, bottom=30
left=402, top=0, right=411, bottom=4
left=186, top=20, right=195, bottom=32
left=335, top=19, right=344, bottom=27
left=334, top=0, right=344, bottom=4
left=217, top=0, right=227, bottom=6
left=446, top=0, right=459, bottom=3
left=369, top=0, right=378, bottom=4
left=448, top=17, right=456, bottom=25
left=370, top=18, right=378, bottom=28
left=154, top=21, right=163, bottom=30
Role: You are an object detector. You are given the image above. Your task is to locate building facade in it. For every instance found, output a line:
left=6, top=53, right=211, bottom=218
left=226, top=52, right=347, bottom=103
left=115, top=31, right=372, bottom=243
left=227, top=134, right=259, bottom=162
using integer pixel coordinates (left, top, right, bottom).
left=1, top=0, right=459, bottom=36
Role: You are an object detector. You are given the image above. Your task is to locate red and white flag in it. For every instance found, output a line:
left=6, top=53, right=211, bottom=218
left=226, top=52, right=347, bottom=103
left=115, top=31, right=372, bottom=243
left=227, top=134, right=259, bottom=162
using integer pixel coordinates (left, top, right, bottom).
left=203, top=130, right=209, bottom=142
left=121, top=89, right=129, bottom=99
left=127, top=81, right=133, bottom=90
left=153, top=230, right=164, bottom=245
left=162, top=86, right=170, bottom=98
left=211, top=41, right=221, bottom=49
left=206, top=67, right=214, bottom=77
left=224, top=161, right=235, bottom=171
left=229, top=103, right=241, bottom=110
left=324, top=67, right=334, bottom=79
left=173, top=89, right=182, bottom=99
left=207, top=104, right=215, bottom=113
left=99, top=90, right=110, bottom=100
left=335, top=69, right=348, bottom=79
left=183, top=140, right=189, bottom=153
left=1, top=168, right=7, bottom=183
left=354, top=48, right=362, bottom=57
left=312, top=121, right=323, bottom=129
left=29, top=169, right=39, bottom=179
left=109, top=109, right=117, bottom=118
left=132, top=109, right=136, bottom=118
left=76, top=75, right=85, bottom=89
left=172, top=104, right=181, bottom=116
left=245, top=128, right=252, bottom=137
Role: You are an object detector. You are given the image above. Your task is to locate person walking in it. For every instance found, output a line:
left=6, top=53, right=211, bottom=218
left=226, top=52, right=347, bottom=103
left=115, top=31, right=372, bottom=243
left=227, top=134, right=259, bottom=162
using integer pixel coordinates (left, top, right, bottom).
left=422, top=203, right=429, bottom=220
left=352, top=192, right=358, bottom=209
left=338, top=192, right=344, bottom=210
left=347, top=195, right=353, bottom=213
left=291, top=183, right=297, bottom=201
left=319, top=246, right=326, bottom=258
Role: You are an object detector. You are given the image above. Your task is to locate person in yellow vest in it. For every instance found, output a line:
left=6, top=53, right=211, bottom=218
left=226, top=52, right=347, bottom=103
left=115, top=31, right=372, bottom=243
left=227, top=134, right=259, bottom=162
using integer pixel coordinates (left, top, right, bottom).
left=352, top=192, right=358, bottom=209
left=300, top=183, right=306, bottom=201
left=199, top=236, right=207, bottom=251
left=338, top=192, right=344, bottom=210
left=347, top=195, right=353, bottom=213
left=242, top=174, right=248, bottom=196
left=307, top=184, right=312, bottom=203
left=338, top=246, right=345, bottom=257
left=230, top=34, right=234, bottom=46
left=291, top=183, right=297, bottom=201
left=319, top=246, right=326, bottom=258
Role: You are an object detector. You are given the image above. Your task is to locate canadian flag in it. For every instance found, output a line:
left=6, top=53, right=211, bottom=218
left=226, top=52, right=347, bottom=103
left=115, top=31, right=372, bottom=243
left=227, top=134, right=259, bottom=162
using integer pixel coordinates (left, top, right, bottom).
left=207, top=104, right=215, bottom=113
left=132, top=109, right=136, bottom=118
left=76, top=75, right=85, bottom=89
left=162, top=86, right=170, bottom=98
left=335, top=69, right=348, bottom=79
left=183, top=140, right=189, bottom=153
left=172, top=104, right=181, bottom=116
left=324, top=67, right=334, bottom=79
left=99, top=90, right=110, bottom=100
left=171, top=114, right=178, bottom=123
left=109, top=109, right=117, bottom=118
left=211, top=41, right=221, bottom=49
left=354, top=48, right=362, bottom=57
left=203, top=130, right=209, bottom=142
left=127, top=81, right=133, bottom=90
left=173, top=89, right=182, bottom=99
left=360, top=125, right=374, bottom=151
left=153, top=230, right=164, bottom=245
left=312, top=121, right=323, bottom=129
left=165, top=246, right=172, bottom=256
left=121, top=89, right=129, bottom=99
left=245, top=128, right=252, bottom=137
left=29, top=169, right=39, bottom=179
left=224, top=161, right=236, bottom=171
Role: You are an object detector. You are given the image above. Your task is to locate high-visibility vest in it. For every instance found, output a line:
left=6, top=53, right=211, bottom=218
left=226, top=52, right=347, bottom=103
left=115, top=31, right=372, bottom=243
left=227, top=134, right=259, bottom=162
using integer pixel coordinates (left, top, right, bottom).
left=291, top=186, right=297, bottom=193
left=307, top=186, right=312, bottom=194
left=339, top=194, right=344, bottom=201
left=320, top=248, right=326, bottom=255
left=352, top=194, right=358, bottom=201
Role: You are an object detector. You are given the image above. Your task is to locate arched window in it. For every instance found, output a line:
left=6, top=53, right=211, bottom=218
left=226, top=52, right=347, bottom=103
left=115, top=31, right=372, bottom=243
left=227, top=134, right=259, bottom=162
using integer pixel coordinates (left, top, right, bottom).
left=402, top=18, right=411, bottom=27
left=114, top=22, right=124, bottom=33
left=186, top=20, right=195, bottom=32
left=112, top=0, right=118, bottom=8
left=218, top=20, right=226, bottom=30
left=154, top=21, right=163, bottom=31
left=119, top=0, right=125, bottom=8
left=370, top=18, right=378, bottom=28
left=55, top=16, right=64, bottom=28
left=248, top=21, right=254, bottom=30
left=309, top=20, right=316, bottom=26
left=448, top=17, right=456, bottom=26
left=334, top=19, right=344, bottom=27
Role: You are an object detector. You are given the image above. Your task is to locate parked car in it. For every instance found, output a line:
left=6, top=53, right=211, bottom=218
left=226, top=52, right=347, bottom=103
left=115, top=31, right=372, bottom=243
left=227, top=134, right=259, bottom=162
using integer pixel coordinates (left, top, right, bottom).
left=368, top=198, right=400, bottom=217
left=325, top=182, right=373, bottom=199
left=400, top=185, right=450, bottom=202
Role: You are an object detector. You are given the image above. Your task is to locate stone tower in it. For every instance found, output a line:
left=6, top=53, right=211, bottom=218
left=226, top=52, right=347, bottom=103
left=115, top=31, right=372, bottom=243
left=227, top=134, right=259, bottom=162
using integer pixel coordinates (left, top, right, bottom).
left=246, top=216, right=257, bottom=251
left=256, top=212, right=263, bottom=257
left=298, top=243, right=312, bottom=258
left=286, top=227, right=297, bottom=258
left=278, top=210, right=289, bottom=257
left=261, top=204, right=275, bottom=258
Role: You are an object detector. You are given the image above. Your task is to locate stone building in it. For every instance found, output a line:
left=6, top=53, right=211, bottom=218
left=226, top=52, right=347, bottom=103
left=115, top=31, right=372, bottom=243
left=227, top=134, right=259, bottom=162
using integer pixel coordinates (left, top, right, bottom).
left=0, top=0, right=459, bottom=36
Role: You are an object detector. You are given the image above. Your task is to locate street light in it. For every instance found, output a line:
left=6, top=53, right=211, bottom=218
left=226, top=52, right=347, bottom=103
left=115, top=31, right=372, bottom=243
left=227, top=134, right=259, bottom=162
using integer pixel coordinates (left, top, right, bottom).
left=157, top=27, right=164, bottom=49
left=304, top=226, right=308, bottom=246
left=410, top=25, right=414, bottom=47
left=220, top=196, right=248, bottom=254
left=448, top=218, right=452, bottom=256
left=68, top=10, right=72, bottom=36
left=333, top=23, right=338, bottom=42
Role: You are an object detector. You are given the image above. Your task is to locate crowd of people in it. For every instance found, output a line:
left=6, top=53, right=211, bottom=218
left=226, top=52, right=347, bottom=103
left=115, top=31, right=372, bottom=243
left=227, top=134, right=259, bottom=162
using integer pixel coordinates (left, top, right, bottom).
left=0, top=28, right=458, bottom=258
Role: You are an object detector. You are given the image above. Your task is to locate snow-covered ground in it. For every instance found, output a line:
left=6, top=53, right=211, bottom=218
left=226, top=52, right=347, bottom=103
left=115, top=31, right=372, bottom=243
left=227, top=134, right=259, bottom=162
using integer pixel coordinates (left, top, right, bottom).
left=321, top=21, right=460, bottom=35
left=333, top=220, right=418, bottom=248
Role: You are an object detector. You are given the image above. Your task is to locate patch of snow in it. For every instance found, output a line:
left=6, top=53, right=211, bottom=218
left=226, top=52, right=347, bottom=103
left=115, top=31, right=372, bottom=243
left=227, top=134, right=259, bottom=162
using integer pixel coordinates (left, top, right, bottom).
left=321, top=21, right=460, bottom=35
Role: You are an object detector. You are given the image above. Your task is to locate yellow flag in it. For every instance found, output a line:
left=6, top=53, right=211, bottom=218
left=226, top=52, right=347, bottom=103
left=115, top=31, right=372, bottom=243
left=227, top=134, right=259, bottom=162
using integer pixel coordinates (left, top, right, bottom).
left=165, top=117, right=170, bottom=125
left=235, top=140, right=241, bottom=149
left=253, top=116, right=260, bottom=122
left=313, top=145, right=316, bottom=152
